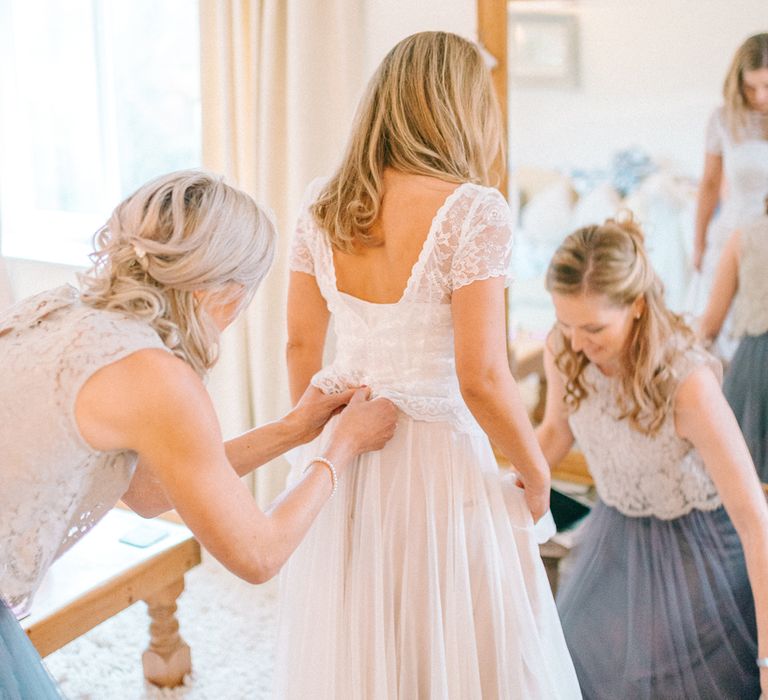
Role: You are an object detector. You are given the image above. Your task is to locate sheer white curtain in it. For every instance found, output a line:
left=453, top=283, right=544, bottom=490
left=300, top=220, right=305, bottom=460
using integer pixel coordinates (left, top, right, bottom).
left=199, top=0, right=364, bottom=505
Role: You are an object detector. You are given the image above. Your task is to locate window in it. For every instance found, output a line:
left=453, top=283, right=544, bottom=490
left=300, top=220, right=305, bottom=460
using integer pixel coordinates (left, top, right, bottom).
left=0, top=0, right=201, bottom=267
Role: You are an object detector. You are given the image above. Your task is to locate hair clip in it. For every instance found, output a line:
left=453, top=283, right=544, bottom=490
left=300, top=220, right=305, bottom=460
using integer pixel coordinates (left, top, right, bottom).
left=132, top=241, right=149, bottom=270
left=165, top=328, right=181, bottom=348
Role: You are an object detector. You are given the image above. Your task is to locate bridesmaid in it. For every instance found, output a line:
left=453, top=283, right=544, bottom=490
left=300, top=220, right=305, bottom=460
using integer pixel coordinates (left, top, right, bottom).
left=0, top=170, right=396, bottom=697
left=537, top=215, right=768, bottom=698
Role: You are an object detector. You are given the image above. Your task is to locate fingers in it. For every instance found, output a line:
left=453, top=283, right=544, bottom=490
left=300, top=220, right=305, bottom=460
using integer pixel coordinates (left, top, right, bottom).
left=329, top=388, right=356, bottom=405
left=372, top=422, right=397, bottom=449
left=369, top=396, right=396, bottom=411
left=358, top=398, right=398, bottom=451
left=372, top=399, right=398, bottom=432
left=347, top=387, right=370, bottom=405
left=363, top=397, right=397, bottom=421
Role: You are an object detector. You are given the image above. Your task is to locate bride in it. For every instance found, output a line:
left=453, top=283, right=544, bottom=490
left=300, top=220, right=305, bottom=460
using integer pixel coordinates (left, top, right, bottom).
left=274, top=31, right=580, bottom=699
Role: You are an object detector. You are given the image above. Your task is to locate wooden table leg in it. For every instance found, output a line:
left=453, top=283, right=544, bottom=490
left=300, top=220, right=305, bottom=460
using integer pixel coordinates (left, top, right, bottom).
left=142, top=578, right=191, bottom=687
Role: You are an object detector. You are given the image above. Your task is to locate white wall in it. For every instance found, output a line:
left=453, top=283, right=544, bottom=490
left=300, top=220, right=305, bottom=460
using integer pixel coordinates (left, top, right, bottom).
left=362, top=0, right=476, bottom=78
left=4, top=257, right=80, bottom=304
left=509, top=0, right=767, bottom=177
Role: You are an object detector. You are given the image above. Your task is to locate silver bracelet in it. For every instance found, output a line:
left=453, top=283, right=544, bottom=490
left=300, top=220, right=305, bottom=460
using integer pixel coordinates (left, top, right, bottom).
left=757, top=657, right=768, bottom=668
left=304, top=456, right=337, bottom=498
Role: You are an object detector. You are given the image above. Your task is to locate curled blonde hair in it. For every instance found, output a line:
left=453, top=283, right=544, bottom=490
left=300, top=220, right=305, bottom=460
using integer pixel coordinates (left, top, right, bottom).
left=723, top=32, right=768, bottom=140
left=79, top=170, right=276, bottom=377
left=312, top=31, right=504, bottom=253
left=546, top=214, right=695, bottom=435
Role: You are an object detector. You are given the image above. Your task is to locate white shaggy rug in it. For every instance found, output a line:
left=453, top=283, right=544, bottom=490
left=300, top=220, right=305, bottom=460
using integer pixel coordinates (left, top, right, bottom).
left=45, top=554, right=279, bottom=699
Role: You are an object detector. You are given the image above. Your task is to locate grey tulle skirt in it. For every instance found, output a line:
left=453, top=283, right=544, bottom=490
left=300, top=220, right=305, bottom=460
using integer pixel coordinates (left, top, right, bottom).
left=556, top=501, right=758, bottom=699
left=0, top=599, right=62, bottom=699
left=724, top=331, right=768, bottom=481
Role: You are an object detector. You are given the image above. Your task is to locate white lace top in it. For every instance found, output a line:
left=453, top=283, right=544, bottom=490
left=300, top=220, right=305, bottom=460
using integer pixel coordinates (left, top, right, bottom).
left=0, top=285, right=168, bottom=613
left=289, top=179, right=514, bottom=434
left=567, top=344, right=723, bottom=519
left=732, top=214, right=768, bottom=339
left=703, top=106, right=768, bottom=248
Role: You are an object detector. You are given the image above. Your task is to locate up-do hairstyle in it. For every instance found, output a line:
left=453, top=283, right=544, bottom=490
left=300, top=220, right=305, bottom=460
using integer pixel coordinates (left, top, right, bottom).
left=545, top=213, right=696, bottom=435
left=79, top=169, right=276, bottom=377
left=312, top=31, right=504, bottom=253
left=723, top=32, right=768, bottom=140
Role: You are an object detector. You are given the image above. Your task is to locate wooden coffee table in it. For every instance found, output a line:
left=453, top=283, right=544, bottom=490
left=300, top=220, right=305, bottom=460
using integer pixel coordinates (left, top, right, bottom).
left=21, top=508, right=202, bottom=687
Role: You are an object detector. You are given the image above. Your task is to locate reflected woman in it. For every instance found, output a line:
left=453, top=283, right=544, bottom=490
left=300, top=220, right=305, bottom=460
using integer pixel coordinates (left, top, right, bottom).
left=690, top=32, right=768, bottom=358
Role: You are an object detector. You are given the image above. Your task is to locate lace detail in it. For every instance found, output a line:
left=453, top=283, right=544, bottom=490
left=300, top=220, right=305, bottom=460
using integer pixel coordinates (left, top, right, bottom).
left=0, top=285, right=168, bottom=612
left=568, top=343, right=723, bottom=519
left=288, top=178, right=329, bottom=276
left=289, top=180, right=514, bottom=432
left=732, top=215, right=768, bottom=338
left=449, top=191, right=514, bottom=290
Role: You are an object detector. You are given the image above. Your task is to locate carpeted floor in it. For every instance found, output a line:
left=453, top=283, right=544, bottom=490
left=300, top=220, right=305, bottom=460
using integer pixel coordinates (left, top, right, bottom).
left=45, top=554, right=279, bottom=699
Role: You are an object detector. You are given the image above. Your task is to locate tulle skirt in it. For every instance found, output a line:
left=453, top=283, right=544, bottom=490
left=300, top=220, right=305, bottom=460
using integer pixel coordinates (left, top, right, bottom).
left=557, top=501, right=758, bottom=700
left=0, top=599, right=62, bottom=699
left=724, top=331, right=768, bottom=482
left=273, top=414, right=581, bottom=699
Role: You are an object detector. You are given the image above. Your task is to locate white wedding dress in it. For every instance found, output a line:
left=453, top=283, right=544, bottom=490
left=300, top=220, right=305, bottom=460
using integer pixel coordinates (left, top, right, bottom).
left=273, top=180, right=581, bottom=699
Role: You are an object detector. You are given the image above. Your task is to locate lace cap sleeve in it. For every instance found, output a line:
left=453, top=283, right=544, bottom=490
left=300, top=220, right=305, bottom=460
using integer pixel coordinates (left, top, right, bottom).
left=450, top=189, right=514, bottom=291
left=288, top=177, right=328, bottom=276
left=704, top=106, right=724, bottom=155
left=671, top=342, right=724, bottom=402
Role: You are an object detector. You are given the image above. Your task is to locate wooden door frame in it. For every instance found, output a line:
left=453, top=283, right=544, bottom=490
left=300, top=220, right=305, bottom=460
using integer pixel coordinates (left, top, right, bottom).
left=477, top=0, right=508, bottom=197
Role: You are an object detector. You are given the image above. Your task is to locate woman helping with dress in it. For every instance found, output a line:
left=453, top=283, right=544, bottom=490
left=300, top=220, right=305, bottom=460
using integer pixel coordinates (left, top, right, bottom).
left=537, top=215, right=768, bottom=698
left=690, top=32, right=768, bottom=358
left=0, top=170, right=397, bottom=698
left=275, top=31, right=579, bottom=699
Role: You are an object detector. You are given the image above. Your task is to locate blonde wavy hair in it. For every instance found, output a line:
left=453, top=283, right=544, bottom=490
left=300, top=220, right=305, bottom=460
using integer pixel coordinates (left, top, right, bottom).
left=312, top=31, right=504, bottom=253
left=546, top=214, right=696, bottom=435
left=723, top=32, right=768, bottom=140
left=79, top=170, right=276, bottom=377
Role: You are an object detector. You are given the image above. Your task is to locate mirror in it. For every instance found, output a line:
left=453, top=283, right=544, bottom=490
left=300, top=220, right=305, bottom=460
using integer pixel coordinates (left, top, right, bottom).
left=479, top=0, right=766, bottom=341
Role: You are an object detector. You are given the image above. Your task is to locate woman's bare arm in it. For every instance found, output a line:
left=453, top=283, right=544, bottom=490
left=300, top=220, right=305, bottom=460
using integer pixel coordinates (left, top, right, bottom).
left=698, top=230, right=740, bottom=342
left=121, top=385, right=356, bottom=517
left=693, top=153, right=723, bottom=271
left=535, top=340, right=576, bottom=469
left=286, top=271, right=330, bottom=404
left=76, top=349, right=396, bottom=582
left=452, top=277, right=550, bottom=520
left=675, top=367, right=768, bottom=668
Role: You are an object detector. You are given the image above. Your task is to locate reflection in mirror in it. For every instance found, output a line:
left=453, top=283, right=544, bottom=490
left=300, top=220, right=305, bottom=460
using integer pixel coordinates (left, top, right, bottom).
left=501, top=0, right=767, bottom=341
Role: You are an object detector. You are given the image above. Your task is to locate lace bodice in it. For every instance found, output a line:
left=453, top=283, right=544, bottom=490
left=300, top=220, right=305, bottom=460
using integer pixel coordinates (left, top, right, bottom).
left=705, top=107, right=768, bottom=243
left=567, top=344, right=723, bottom=519
left=732, top=214, right=768, bottom=338
left=289, top=179, right=514, bottom=433
left=0, top=285, right=168, bottom=613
